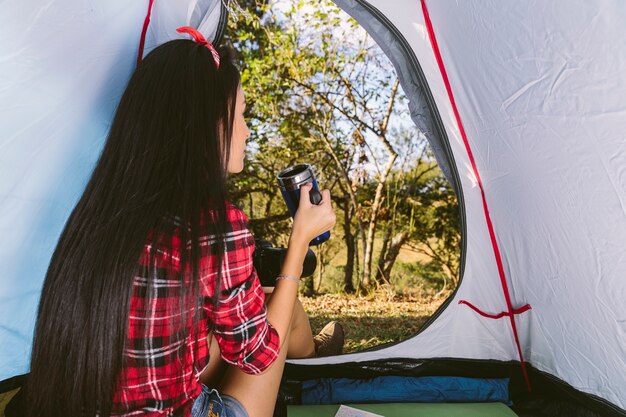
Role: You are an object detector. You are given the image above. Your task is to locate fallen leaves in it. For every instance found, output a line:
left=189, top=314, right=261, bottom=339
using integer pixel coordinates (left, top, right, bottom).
left=301, top=290, right=449, bottom=353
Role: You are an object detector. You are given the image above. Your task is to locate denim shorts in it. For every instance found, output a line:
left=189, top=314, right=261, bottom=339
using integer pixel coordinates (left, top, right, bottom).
left=191, top=384, right=249, bottom=417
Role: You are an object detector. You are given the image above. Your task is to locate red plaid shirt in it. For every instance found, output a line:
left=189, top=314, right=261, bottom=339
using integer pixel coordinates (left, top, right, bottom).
left=111, top=203, right=280, bottom=416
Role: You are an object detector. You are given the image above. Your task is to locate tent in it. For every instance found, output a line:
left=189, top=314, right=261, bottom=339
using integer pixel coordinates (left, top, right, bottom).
left=1, top=0, right=625, bottom=416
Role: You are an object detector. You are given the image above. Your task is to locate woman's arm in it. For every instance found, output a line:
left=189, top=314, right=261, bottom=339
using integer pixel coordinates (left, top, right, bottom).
left=209, top=184, right=334, bottom=375
left=265, top=183, right=335, bottom=351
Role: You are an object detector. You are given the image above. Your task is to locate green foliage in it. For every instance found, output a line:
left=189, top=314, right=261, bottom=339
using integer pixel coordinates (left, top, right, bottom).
left=393, top=261, right=447, bottom=292
left=225, top=0, right=460, bottom=294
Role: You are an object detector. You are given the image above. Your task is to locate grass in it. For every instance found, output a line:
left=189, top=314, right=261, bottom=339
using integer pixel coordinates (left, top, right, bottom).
left=300, top=235, right=455, bottom=353
left=301, top=288, right=450, bottom=353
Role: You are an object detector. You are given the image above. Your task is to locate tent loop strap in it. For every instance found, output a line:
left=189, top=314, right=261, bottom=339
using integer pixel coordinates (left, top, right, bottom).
left=137, top=0, right=156, bottom=67
left=420, top=0, right=532, bottom=392
left=459, top=300, right=532, bottom=320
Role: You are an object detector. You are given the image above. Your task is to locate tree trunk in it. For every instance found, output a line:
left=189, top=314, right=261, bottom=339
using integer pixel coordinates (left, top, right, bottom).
left=375, top=226, right=392, bottom=284
left=264, top=194, right=273, bottom=218
left=315, top=248, right=325, bottom=294
left=354, top=235, right=361, bottom=293
left=301, top=274, right=315, bottom=297
left=362, top=153, right=397, bottom=286
left=379, top=231, right=409, bottom=283
left=362, top=79, right=400, bottom=287
left=343, top=197, right=356, bottom=293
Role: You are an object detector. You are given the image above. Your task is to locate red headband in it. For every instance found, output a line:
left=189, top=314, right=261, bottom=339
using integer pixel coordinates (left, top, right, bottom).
left=176, top=26, right=221, bottom=69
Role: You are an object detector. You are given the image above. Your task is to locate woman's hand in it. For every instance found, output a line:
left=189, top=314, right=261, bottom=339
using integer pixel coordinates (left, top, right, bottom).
left=290, top=183, right=336, bottom=247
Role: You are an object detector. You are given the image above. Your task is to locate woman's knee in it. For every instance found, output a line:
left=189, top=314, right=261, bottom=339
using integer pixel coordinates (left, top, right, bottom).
left=264, top=290, right=309, bottom=334
left=290, top=298, right=308, bottom=326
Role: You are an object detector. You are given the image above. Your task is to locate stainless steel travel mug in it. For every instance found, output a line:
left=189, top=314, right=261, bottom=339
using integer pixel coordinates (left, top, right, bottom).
left=276, top=163, right=330, bottom=246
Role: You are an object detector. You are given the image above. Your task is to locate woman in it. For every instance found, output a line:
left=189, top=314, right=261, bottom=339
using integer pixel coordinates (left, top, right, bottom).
left=24, top=30, right=338, bottom=417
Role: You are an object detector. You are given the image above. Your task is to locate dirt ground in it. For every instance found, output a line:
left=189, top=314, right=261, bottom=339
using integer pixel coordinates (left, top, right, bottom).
left=301, top=290, right=450, bottom=353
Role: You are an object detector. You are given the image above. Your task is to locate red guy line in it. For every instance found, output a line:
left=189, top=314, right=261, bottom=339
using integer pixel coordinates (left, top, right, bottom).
left=137, top=0, right=156, bottom=67
left=459, top=300, right=532, bottom=320
left=420, top=0, right=531, bottom=391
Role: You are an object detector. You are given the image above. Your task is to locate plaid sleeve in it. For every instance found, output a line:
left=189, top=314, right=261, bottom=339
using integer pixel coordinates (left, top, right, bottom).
left=209, top=204, right=280, bottom=375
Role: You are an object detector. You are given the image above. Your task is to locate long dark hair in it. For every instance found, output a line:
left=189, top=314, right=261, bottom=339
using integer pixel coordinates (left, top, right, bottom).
left=25, top=40, right=240, bottom=417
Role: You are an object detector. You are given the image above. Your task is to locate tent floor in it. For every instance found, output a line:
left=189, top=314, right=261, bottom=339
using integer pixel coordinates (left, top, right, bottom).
left=287, top=402, right=518, bottom=417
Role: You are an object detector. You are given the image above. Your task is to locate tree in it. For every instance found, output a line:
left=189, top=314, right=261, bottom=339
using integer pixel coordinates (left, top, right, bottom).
left=378, top=140, right=461, bottom=291
left=225, top=0, right=460, bottom=294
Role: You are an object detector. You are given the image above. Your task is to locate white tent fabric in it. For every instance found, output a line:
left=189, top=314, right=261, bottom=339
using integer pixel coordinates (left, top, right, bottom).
left=1, top=0, right=625, bottom=412
left=0, top=0, right=223, bottom=382
left=295, top=0, right=626, bottom=410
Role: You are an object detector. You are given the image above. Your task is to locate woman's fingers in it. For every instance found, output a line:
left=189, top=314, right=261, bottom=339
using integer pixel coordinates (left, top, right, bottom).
left=299, top=183, right=313, bottom=207
left=320, top=189, right=331, bottom=205
left=318, top=189, right=336, bottom=229
left=291, top=184, right=335, bottom=243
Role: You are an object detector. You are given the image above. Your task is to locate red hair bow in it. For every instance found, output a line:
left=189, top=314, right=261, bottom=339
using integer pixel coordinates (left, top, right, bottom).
left=176, top=26, right=221, bottom=69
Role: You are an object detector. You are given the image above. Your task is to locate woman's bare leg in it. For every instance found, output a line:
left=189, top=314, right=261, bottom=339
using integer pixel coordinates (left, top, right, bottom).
left=199, top=296, right=315, bottom=417
left=199, top=331, right=288, bottom=417
left=265, top=293, right=315, bottom=358
left=218, top=326, right=290, bottom=417
left=199, top=333, right=228, bottom=388
left=199, top=296, right=315, bottom=380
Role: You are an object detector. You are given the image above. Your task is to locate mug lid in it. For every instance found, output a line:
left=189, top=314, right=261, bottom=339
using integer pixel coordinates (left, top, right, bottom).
left=277, top=163, right=314, bottom=190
